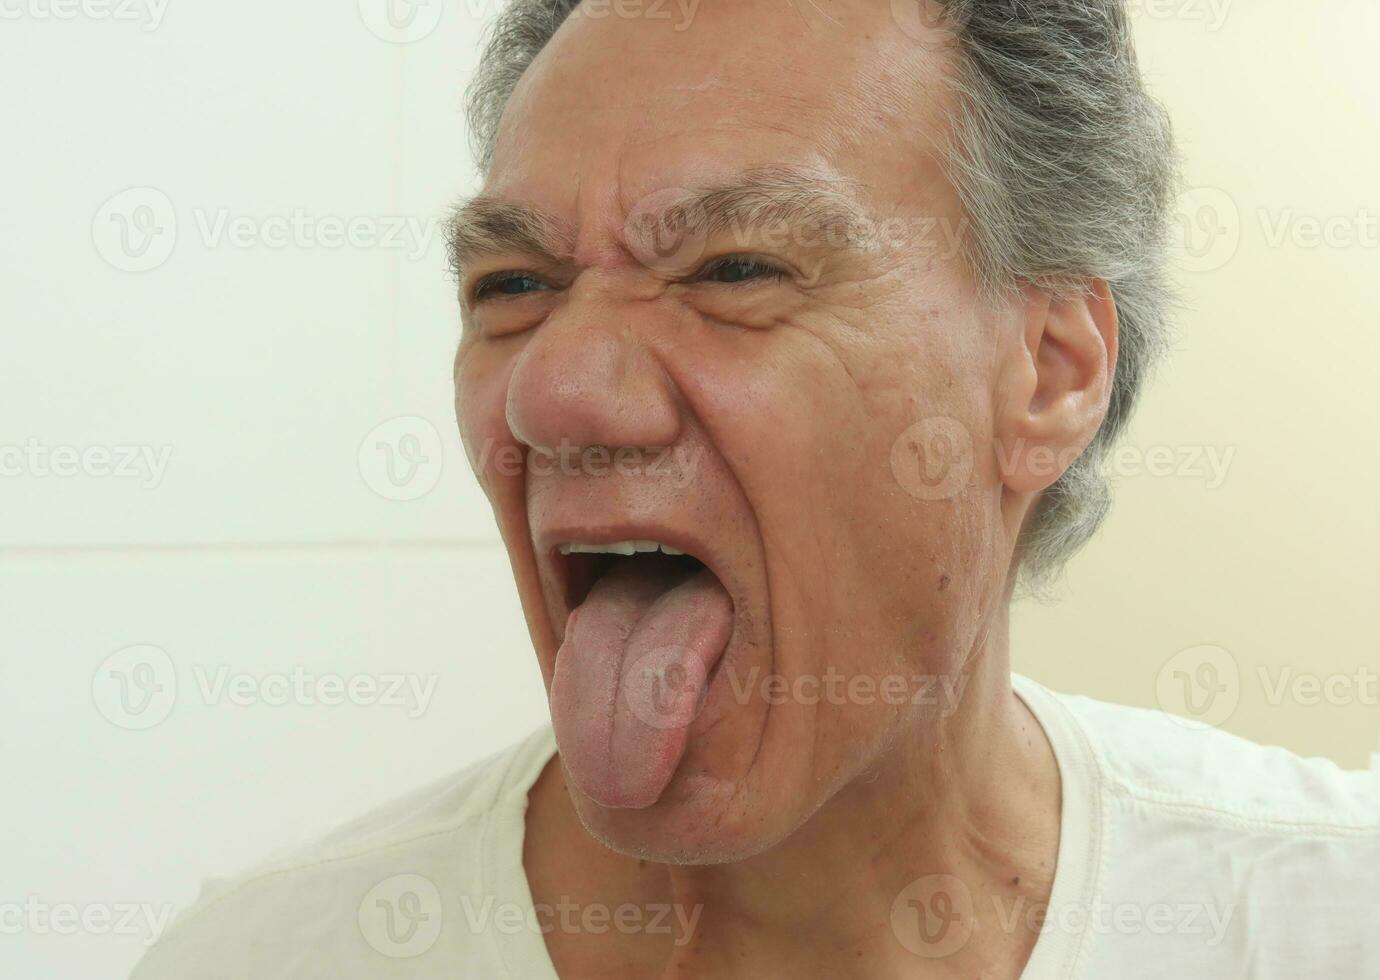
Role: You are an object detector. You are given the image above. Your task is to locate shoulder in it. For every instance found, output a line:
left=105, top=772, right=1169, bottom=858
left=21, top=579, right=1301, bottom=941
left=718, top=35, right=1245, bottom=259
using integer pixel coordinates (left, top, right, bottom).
left=1017, top=676, right=1379, bottom=977
left=131, top=725, right=557, bottom=980
left=1048, top=683, right=1377, bottom=832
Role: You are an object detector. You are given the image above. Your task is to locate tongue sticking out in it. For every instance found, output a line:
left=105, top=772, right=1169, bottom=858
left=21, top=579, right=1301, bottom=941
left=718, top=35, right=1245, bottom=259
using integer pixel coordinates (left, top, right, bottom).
left=550, top=554, right=733, bottom=809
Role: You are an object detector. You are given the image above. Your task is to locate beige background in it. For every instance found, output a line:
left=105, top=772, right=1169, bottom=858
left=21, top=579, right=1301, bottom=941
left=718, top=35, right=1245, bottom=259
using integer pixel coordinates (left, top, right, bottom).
left=1, top=2, right=1376, bottom=978
left=1013, top=0, right=1380, bottom=770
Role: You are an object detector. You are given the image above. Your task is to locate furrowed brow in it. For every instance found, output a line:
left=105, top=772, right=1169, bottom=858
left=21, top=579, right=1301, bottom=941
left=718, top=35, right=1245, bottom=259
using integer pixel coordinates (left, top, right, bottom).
left=679, top=168, right=876, bottom=250
left=448, top=169, right=875, bottom=281
left=445, top=197, right=573, bottom=278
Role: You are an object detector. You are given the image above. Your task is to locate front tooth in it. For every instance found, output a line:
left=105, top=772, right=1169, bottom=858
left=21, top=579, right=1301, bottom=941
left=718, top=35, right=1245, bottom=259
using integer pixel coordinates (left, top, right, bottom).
left=559, top=540, right=681, bottom=556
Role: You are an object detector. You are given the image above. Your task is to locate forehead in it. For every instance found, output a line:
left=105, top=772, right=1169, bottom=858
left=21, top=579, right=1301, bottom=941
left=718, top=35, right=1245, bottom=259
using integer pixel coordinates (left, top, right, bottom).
left=484, top=0, right=958, bottom=219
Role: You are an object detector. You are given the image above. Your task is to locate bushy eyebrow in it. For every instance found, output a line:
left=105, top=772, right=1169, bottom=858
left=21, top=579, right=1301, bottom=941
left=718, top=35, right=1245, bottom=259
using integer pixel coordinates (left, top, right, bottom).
left=679, top=167, right=872, bottom=245
left=446, top=166, right=875, bottom=278
left=445, top=197, right=574, bottom=280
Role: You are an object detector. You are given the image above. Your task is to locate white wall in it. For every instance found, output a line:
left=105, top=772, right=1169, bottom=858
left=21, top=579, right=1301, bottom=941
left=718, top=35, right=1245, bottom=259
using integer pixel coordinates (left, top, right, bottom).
left=2, top=2, right=1377, bottom=978
left=3, top=4, right=549, bottom=977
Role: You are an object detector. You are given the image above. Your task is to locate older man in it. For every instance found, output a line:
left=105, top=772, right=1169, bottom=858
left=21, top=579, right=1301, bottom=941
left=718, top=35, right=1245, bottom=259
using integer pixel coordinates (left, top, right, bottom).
left=135, top=1, right=1377, bottom=977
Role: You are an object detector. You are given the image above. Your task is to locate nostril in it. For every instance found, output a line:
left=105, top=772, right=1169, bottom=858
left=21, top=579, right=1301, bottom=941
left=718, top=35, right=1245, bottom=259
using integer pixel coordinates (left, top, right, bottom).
left=503, top=316, right=683, bottom=454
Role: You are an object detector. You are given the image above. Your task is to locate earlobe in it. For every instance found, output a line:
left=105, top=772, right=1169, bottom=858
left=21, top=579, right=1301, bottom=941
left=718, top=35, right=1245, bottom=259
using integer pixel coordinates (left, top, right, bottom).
left=994, top=281, right=1118, bottom=495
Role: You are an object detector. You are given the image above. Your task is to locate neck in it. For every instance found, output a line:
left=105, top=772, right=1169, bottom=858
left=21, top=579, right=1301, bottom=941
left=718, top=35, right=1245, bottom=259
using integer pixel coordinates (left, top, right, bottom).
left=527, top=615, right=1063, bottom=979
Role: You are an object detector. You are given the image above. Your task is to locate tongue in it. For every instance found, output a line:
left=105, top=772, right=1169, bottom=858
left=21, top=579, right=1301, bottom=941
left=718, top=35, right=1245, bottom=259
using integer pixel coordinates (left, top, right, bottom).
left=550, top=555, right=733, bottom=809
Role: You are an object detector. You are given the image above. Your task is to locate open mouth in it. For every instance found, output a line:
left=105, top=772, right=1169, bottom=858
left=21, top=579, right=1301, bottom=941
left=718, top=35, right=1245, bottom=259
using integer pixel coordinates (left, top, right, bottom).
left=560, top=540, right=708, bottom=613
left=546, top=536, right=735, bottom=809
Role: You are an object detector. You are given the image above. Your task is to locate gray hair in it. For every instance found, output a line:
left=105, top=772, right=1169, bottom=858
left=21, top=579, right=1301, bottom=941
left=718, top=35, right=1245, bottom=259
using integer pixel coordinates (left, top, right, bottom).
left=464, top=0, right=1179, bottom=586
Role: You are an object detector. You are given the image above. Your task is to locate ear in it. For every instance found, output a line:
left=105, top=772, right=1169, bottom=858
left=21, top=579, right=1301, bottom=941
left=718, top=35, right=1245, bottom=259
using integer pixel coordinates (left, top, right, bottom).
left=993, top=280, right=1118, bottom=495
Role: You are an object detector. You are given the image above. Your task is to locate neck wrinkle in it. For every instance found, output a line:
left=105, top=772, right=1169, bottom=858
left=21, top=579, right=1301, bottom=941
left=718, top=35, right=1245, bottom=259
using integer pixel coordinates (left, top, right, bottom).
left=656, top=613, right=1062, bottom=977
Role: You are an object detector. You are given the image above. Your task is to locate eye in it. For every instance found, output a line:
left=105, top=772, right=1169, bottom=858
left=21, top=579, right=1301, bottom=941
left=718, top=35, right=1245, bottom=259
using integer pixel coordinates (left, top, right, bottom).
left=696, top=256, right=787, bottom=285
left=472, top=271, right=550, bottom=302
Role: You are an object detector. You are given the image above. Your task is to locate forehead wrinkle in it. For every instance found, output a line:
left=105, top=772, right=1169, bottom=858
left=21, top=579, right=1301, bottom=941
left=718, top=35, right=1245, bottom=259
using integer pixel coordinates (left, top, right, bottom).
left=445, top=196, right=576, bottom=277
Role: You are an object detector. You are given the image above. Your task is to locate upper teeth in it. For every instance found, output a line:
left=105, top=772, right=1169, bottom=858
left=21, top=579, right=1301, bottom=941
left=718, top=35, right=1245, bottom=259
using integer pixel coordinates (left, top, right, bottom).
left=559, top=540, right=685, bottom=556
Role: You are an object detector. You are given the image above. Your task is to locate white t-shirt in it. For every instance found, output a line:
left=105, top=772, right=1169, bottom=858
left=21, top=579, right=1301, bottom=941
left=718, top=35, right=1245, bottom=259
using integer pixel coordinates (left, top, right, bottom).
left=131, top=676, right=1379, bottom=979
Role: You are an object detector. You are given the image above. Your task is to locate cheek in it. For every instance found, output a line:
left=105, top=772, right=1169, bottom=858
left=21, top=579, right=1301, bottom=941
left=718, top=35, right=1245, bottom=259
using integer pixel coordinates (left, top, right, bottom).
left=861, top=348, right=1005, bottom=654
left=454, top=340, right=524, bottom=499
left=674, top=305, right=1000, bottom=668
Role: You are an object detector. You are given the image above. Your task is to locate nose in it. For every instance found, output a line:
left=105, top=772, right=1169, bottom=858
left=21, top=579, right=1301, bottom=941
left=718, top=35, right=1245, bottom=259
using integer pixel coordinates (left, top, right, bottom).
left=505, top=295, right=682, bottom=455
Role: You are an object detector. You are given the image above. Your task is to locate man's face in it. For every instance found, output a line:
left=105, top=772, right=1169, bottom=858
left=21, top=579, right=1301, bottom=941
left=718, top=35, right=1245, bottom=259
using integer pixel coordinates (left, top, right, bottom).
left=453, top=0, right=1018, bottom=861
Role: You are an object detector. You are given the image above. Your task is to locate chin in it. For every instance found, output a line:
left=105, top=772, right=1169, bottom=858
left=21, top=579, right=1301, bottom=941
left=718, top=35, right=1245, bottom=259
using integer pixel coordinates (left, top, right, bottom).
left=562, top=714, right=890, bottom=866
left=564, top=765, right=808, bottom=866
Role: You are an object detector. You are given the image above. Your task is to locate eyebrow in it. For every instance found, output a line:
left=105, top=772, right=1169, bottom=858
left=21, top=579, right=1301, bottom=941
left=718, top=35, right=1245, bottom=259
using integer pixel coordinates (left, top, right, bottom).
left=675, top=167, right=872, bottom=246
left=446, top=166, right=875, bottom=278
left=445, top=197, right=574, bottom=280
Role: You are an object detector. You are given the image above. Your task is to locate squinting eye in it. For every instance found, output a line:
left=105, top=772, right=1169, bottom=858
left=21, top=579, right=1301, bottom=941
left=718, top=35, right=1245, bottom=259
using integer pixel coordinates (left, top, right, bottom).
left=473, top=272, right=548, bottom=301
left=698, top=256, right=786, bottom=285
